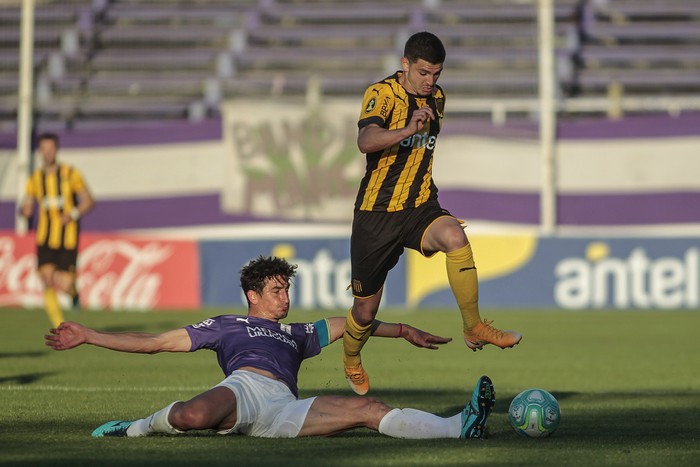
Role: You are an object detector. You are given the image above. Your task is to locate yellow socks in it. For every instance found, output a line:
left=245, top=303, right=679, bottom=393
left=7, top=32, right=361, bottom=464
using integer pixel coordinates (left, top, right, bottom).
left=342, top=309, right=373, bottom=368
left=445, top=244, right=481, bottom=333
left=43, top=288, right=65, bottom=328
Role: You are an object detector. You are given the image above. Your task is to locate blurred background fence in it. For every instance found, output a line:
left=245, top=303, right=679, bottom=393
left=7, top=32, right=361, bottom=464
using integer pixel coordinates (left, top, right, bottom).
left=2, top=0, right=700, bottom=131
left=1, top=0, right=699, bottom=311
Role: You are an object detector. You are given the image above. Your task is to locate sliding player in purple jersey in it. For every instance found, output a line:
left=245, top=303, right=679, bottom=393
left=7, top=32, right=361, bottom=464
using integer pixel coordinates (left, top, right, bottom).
left=45, top=256, right=495, bottom=440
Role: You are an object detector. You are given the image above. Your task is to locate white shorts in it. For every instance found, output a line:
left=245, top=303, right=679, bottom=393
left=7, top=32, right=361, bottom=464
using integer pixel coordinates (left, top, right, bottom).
left=215, top=370, right=316, bottom=438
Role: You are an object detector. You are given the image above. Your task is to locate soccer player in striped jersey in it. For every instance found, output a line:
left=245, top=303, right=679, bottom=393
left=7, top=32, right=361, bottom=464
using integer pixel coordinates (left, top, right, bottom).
left=46, top=256, right=495, bottom=440
left=21, top=133, right=94, bottom=326
left=343, top=32, right=522, bottom=395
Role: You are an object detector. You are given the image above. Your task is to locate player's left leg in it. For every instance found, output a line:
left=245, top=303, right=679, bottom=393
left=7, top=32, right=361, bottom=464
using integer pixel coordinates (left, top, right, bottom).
left=380, top=375, right=495, bottom=439
left=301, top=395, right=458, bottom=438
left=422, top=217, right=521, bottom=351
left=55, top=248, right=80, bottom=310
left=300, top=376, right=495, bottom=439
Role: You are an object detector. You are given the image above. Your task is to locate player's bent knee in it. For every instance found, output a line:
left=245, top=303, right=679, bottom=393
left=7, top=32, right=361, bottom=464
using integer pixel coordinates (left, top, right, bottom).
left=352, top=298, right=381, bottom=324
left=441, top=227, right=468, bottom=252
left=170, top=405, right=214, bottom=431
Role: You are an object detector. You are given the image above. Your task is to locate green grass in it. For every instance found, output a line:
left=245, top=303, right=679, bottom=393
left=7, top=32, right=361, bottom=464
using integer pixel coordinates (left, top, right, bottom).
left=2, top=307, right=699, bottom=466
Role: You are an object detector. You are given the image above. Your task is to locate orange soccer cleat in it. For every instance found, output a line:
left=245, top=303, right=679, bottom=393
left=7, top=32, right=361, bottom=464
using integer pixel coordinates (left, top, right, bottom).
left=344, top=363, right=370, bottom=395
left=464, top=319, right=522, bottom=351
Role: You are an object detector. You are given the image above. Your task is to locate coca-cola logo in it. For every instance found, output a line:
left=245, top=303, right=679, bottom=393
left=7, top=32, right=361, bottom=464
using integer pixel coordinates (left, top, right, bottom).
left=0, top=237, right=43, bottom=306
left=79, top=239, right=173, bottom=310
left=0, top=235, right=181, bottom=310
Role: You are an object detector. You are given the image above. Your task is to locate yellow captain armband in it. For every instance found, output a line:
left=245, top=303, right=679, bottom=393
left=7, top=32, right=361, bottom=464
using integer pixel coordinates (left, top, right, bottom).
left=313, top=319, right=331, bottom=348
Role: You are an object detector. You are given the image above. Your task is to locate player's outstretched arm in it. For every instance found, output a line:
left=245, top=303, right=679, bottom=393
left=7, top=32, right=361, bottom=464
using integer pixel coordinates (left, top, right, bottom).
left=325, top=317, right=451, bottom=350
left=45, top=321, right=191, bottom=354
left=373, top=320, right=452, bottom=349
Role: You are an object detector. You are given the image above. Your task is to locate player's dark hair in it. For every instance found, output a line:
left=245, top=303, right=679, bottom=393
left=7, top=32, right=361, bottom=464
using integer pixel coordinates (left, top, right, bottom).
left=240, top=255, right=297, bottom=299
left=403, top=31, right=446, bottom=65
left=37, top=132, right=60, bottom=147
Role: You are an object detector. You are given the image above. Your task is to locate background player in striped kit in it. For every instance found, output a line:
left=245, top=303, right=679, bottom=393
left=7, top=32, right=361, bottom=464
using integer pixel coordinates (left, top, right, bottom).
left=21, top=133, right=94, bottom=326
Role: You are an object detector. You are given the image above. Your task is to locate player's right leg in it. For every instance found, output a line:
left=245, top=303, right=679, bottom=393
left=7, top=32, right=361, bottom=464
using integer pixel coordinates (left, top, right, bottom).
left=421, top=216, right=521, bottom=351
left=38, top=261, right=64, bottom=328
left=343, top=294, right=382, bottom=395
left=92, top=401, right=182, bottom=437
left=93, top=386, right=238, bottom=437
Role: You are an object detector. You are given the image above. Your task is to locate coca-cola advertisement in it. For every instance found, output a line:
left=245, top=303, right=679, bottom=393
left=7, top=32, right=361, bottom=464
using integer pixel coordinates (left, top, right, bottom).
left=0, top=231, right=201, bottom=310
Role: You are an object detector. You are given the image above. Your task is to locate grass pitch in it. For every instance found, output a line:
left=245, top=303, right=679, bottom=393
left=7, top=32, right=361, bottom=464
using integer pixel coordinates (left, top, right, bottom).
left=1, top=307, right=699, bottom=466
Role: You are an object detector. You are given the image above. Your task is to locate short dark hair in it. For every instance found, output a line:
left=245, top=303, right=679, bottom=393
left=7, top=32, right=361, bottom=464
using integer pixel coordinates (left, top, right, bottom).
left=37, top=132, right=60, bottom=146
left=403, top=31, right=446, bottom=65
left=240, top=255, right=297, bottom=298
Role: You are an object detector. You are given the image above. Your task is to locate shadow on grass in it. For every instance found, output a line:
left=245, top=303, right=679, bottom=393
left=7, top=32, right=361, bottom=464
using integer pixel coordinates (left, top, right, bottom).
left=0, top=371, right=55, bottom=385
left=2, top=389, right=699, bottom=467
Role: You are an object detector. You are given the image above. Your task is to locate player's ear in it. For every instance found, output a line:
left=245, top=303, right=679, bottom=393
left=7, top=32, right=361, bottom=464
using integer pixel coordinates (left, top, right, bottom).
left=246, top=290, right=258, bottom=305
left=401, top=57, right=409, bottom=72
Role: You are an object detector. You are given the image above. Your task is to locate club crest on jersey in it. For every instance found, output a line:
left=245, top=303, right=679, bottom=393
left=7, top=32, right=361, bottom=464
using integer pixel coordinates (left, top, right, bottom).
left=365, top=97, right=376, bottom=113
left=192, top=318, right=215, bottom=329
left=280, top=323, right=292, bottom=334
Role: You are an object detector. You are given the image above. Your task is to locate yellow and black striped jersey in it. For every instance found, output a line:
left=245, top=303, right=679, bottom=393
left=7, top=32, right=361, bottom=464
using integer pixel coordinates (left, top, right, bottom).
left=355, top=71, right=445, bottom=212
left=25, top=163, right=87, bottom=250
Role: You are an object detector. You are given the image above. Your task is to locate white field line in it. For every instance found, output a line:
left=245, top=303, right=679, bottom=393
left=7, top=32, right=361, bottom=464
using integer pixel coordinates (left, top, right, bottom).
left=0, top=385, right=209, bottom=392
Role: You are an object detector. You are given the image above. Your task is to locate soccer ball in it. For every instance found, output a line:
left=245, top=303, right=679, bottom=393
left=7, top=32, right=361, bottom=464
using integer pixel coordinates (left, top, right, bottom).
left=508, top=388, right=560, bottom=438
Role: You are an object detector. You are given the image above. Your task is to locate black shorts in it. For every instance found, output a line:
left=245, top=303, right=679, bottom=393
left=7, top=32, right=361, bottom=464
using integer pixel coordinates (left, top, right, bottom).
left=37, top=244, right=78, bottom=273
left=350, top=201, right=455, bottom=298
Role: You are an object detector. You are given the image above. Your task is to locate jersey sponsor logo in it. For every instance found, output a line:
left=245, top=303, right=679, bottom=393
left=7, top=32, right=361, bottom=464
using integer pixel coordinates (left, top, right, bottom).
left=192, top=318, right=215, bottom=328
left=400, top=131, right=437, bottom=150
left=246, top=326, right=298, bottom=350
left=41, top=196, right=65, bottom=209
left=379, top=96, right=391, bottom=118
left=365, top=97, right=377, bottom=113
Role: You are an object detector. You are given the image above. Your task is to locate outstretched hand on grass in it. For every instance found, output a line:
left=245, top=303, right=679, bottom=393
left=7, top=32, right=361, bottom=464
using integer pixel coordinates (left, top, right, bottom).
left=45, top=321, right=88, bottom=351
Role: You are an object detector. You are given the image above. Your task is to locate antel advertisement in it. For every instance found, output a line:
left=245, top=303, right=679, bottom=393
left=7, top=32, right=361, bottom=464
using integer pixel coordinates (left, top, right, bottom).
left=1, top=231, right=696, bottom=311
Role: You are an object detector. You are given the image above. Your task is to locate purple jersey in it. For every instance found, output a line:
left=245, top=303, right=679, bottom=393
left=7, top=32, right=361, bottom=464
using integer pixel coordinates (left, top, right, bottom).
left=185, top=315, right=325, bottom=397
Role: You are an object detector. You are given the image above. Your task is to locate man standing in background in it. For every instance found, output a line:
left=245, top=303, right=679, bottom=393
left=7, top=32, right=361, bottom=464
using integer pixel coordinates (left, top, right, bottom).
left=20, top=132, right=94, bottom=326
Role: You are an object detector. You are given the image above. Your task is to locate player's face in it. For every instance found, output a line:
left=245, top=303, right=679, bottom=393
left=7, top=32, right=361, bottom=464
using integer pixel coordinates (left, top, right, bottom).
left=256, top=276, right=291, bottom=320
left=400, top=57, right=443, bottom=97
left=38, top=139, right=58, bottom=167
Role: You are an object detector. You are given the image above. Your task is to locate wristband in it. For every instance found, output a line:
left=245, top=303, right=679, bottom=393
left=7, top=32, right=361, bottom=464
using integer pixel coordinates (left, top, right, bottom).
left=396, top=323, right=403, bottom=338
left=70, top=207, right=81, bottom=221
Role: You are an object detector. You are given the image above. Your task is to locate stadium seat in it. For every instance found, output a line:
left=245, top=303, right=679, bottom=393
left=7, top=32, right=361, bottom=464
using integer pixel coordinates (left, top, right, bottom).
left=2, top=0, right=699, bottom=129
